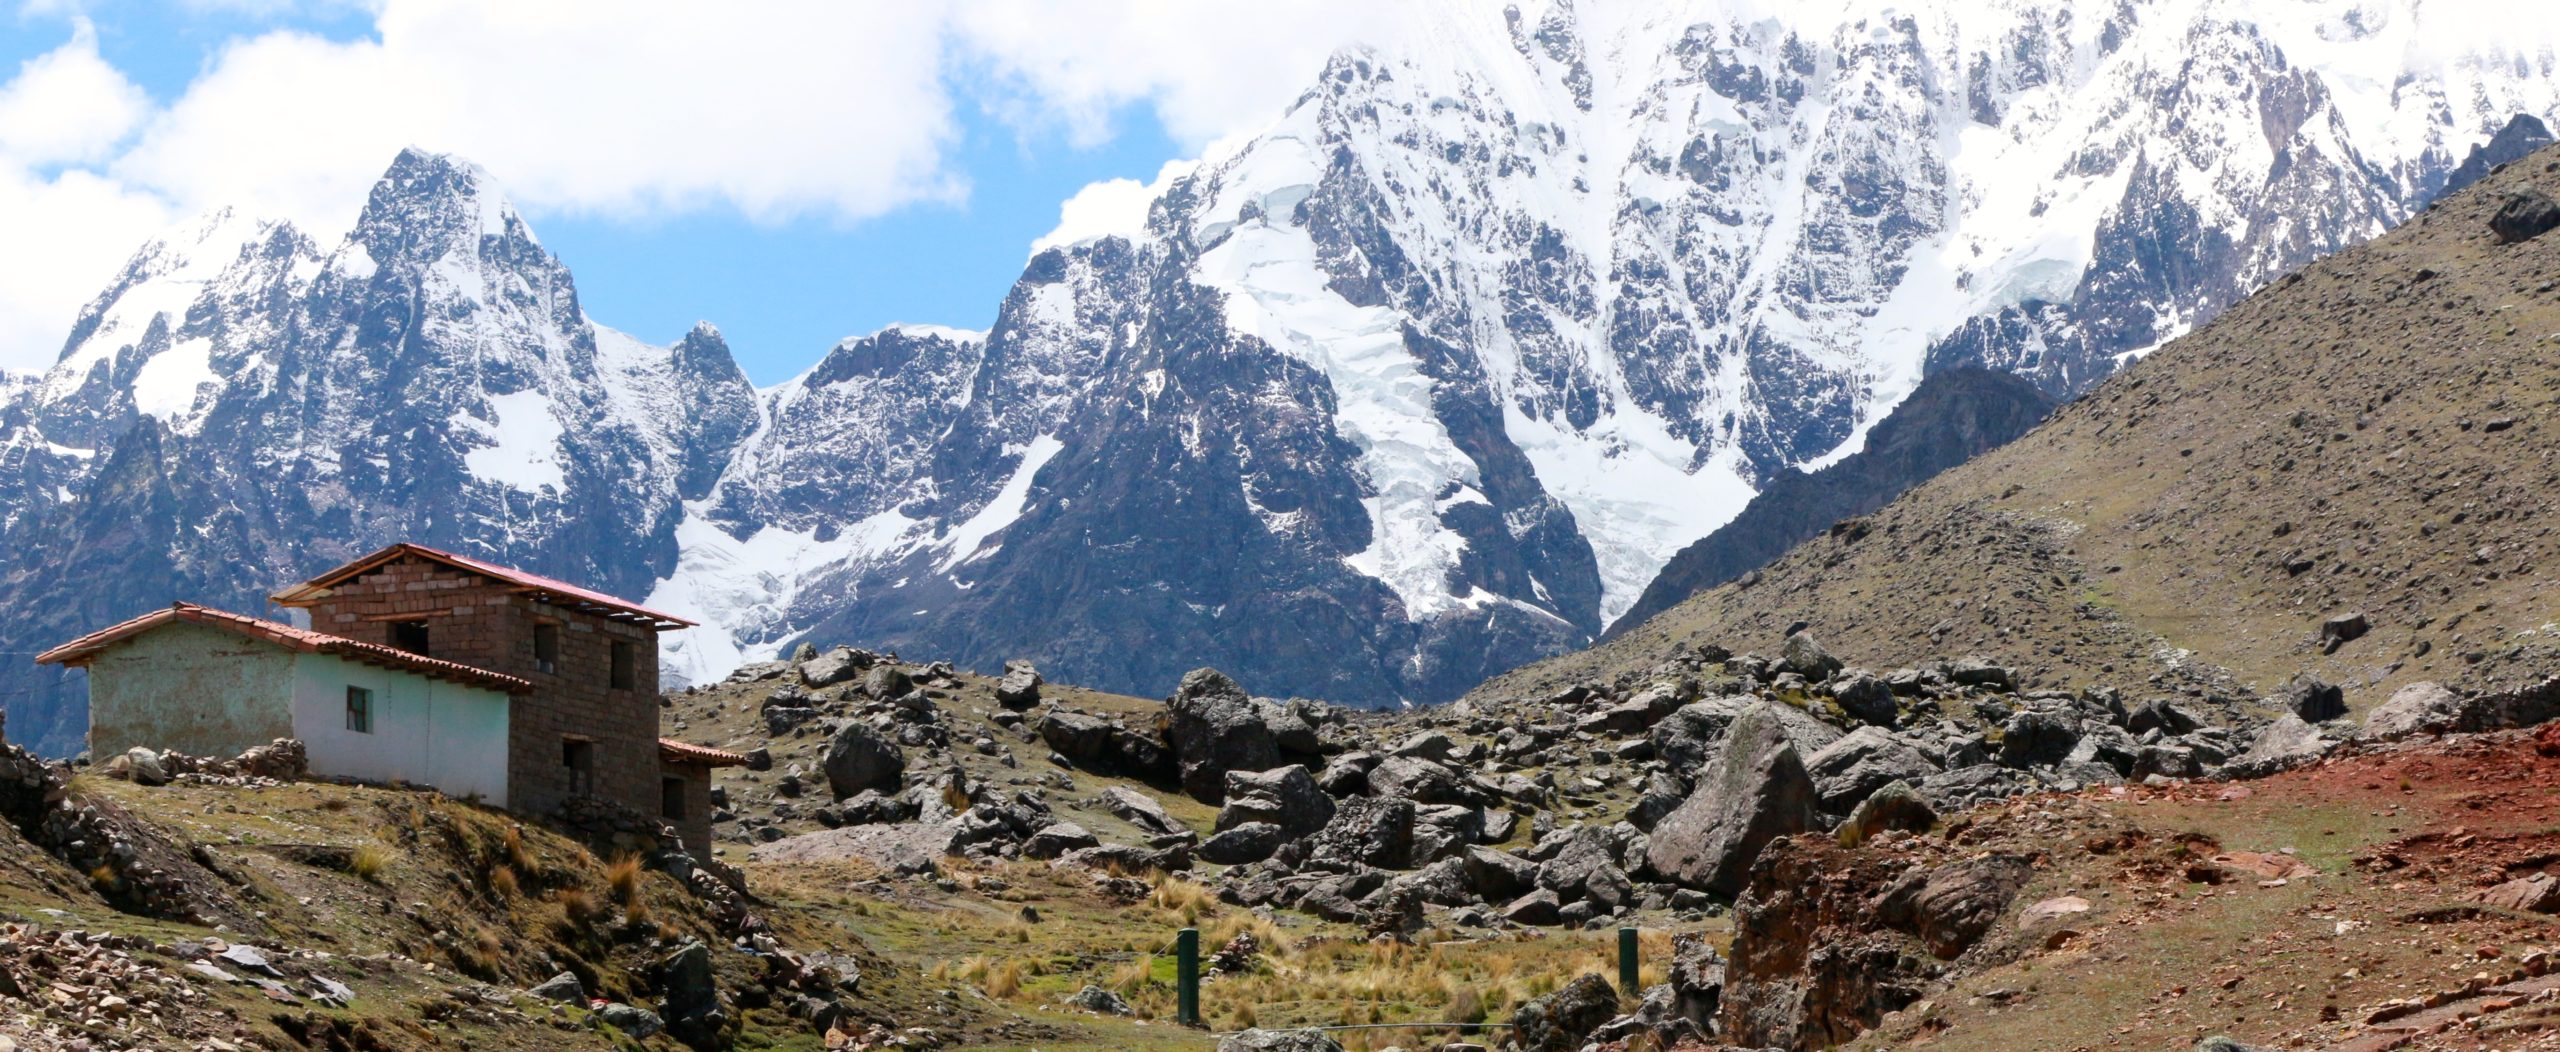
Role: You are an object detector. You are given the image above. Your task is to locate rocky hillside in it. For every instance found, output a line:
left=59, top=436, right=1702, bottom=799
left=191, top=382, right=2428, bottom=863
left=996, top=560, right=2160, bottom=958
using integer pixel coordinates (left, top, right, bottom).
left=0, top=736, right=926, bottom=1051
left=1476, top=142, right=2560, bottom=721
left=1607, top=367, right=2053, bottom=638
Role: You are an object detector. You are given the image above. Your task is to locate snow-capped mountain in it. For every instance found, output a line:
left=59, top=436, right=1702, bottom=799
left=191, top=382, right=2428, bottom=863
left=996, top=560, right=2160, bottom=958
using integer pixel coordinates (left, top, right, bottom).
left=5, top=0, right=2558, bottom=753
left=649, top=0, right=2560, bottom=704
left=0, top=148, right=755, bottom=754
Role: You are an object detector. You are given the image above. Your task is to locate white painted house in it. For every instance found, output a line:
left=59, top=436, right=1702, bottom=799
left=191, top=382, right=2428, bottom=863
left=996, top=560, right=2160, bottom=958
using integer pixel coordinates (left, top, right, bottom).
left=37, top=602, right=529, bottom=805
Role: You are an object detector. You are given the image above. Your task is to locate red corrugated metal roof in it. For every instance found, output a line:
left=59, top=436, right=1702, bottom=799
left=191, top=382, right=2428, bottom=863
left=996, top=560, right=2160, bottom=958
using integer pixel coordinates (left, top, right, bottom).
left=35, top=602, right=535, bottom=694
left=268, top=542, right=694, bottom=629
left=658, top=738, right=747, bottom=767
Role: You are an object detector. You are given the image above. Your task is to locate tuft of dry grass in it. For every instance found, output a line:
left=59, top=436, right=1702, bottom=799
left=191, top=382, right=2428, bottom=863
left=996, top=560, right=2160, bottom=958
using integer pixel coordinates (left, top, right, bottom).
left=604, top=853, right=643, bottom=908
left=488, top=864, right=518, bottom=898
left=350, top=841, right=393, bottom=884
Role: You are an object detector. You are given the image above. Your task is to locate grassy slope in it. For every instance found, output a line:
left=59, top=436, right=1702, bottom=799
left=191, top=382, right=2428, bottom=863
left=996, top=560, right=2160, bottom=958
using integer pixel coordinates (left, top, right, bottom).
left=1478, top=145, right=2560, bottom=717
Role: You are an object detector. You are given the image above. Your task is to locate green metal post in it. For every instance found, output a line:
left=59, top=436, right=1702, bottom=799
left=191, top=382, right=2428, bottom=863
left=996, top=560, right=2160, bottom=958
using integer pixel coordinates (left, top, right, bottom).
left=1617, top=926, right=1639, bottom=999
left=1176, top=927, right=1201, bottom=1027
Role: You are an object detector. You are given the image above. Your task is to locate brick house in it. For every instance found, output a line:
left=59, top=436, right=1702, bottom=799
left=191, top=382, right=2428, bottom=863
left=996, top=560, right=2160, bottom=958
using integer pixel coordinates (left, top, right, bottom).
left=44, top=541, right=741, bottom=855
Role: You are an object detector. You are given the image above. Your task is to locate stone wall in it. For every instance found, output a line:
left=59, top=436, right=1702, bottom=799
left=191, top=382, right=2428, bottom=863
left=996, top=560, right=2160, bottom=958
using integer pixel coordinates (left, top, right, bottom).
left=292, top=553, right=665, bottom=825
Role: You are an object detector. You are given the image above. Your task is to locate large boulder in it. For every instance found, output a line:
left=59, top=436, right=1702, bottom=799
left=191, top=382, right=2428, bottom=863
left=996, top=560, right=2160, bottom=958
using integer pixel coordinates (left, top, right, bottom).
left=995, top=660, right=1043, bottom=709
left=1166, top=669, right=1282, bottom=802
left=1279, top=796, right=1414, bottom=870
left=1363, top=754, right=1472, bottom=805
left=1651, top=696, right=1841, bottom=774
left=2223, top=715, right=2338, bottom=777
left=2361, top=681, right=2465, bottom=741
left=1645, top=703, right=1822, bottom=895
left=1217, top=765, right=1334, bottom=837
left=1829, top=671, right=1898, bottom=727
left=657, top=940, right=726, bottom=1049
left=1097, top=786, right=1184, bottom=837
left=1838, top=780, right=1936, bottom=842
left=821, top=721, right=906, bottom=799
left=2492, top=189, right=2560, bottom=244
left=1801, top=728, right=1941, bottom=813
left=2272, top=675, right=2346, bottom=723
left=1534, top=827, right=1632, bottom=911
left=1778, top=633, right=1844, bottom=681
left=797, top=646, right=868, bottom=688
left=1459, top=846, right=1537, bottom=901
left=1996, top=708, right=2081, bottom=768
left=1199, top=822, right=1286, bottom=865
left=1510, top=973, right=1620, bottom=1052
left=1039, top=710, right=1172, bottom=780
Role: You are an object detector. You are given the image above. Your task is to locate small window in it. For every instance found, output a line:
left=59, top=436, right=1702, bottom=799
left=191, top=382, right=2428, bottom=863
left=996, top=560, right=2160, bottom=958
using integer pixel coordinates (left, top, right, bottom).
left=390, top=620, right=430, bottom=655
left=345, top=686, right=373, bottom=734
left=563, top=738, right=596, bottom=796
left=661, top=776, right=688, bottom=820
left=609, top=640, right=636, bottom=690
left=533, top=622, right=560, bottom=674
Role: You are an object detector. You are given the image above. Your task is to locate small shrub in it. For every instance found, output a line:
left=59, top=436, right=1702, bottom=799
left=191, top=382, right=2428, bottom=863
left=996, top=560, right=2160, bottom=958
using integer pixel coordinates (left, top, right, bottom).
left=605, top=854, right=643, bottom=907
left=350, top=842, right=393, bottom=884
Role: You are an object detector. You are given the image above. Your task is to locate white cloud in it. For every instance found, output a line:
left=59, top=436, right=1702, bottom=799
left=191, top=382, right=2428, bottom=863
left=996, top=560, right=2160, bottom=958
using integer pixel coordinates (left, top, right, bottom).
left=0, top=0, right=1391, bottom=375
left=1030, top=156, right=1196, bottom=254
left=0, top=19, right=151, bottom=166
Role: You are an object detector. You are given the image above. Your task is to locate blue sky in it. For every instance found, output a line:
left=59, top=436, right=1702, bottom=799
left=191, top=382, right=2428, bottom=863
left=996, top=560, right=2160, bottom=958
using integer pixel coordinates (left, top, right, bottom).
left=0, top=2, right=1368, bottom=383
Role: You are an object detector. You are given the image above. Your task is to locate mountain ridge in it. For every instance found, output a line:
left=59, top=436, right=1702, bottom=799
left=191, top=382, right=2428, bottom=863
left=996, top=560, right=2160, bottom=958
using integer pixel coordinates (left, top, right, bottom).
left=6, top=0, right=2560, bottom=752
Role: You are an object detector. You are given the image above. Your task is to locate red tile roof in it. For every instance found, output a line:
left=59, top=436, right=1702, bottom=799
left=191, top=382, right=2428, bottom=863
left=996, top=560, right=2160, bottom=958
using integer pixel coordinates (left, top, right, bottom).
left=268, top=542, right=694, bottom=630
left=658, top=738, right=748, bottom=768
left=35, top=602, right=535, bottom=694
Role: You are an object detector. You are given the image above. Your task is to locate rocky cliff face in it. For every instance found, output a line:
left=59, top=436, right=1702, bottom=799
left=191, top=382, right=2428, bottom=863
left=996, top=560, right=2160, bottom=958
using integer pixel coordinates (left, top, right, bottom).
left=1607, top=368, right=2053, bottom=639
left=6, top=1, right=2560, bottom=751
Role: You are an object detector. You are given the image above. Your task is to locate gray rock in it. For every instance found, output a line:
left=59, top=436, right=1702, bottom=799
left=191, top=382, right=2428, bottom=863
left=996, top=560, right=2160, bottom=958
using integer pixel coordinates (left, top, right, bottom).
left=1166, top=668, right=1282, bottom=802
left=1315, top=751, right=1377, bottom=796
left=1409, top=803, right=1485, bottom=866
left=1501, top=887, right=1564, bottom=926
left=995, top=660, right=1044, bottom=709
left=1067, top=983, right=1133, bottom=1015
left=1802, top=727, right=1941, bottom=813
left=1022, top=822, right=1100, bottom=860
left=1199, top=822, right=1287, bottom=865
left=1997, top=708, right=2081, bottom=768
left=1217, top=1029, right=1344, bottom=1052
left=1944, top=656, right=2014, bottom=690
left=2194, top=1038, right=2272, bottom=1052
left=2360, top=681, right=2464, bottom=741
left=1097, top=785, right=1184, bottom=837
left=527, top=972, right=586, bottom=1003
left=1650, top=696, right=1842, bottom=774
left=1839, top=780, right=1936, bottom=841
left=657, top=940, right=724, bottom=1045
left=1364, top=754, right=1470, bottom=804
left=1510, top=973, right=1619, bottom=1052
left=2272, top=675, right=2347, bottom=723
left=1830, top=670, right=1897, bottom=726
left=598, top=1003, right=665, bottom=1039
left=1644, top=703, right=1821, bottom=895
left=1388, top=730, right=1458, bottom=761
left=862, top=664, right=913, bottom=700
left=2222, top=715, right=2336, bottom=776
left=797, top=646, right=866, bottom=688
left=1281, top=796, right=1416, bottom=869
left=1534, top=827, right=1632, bottom=910
left=822, top=720, right=907, bottom=799
left=2126, top=699, right=2201, bottom=736
left=1217, top=765, right=1335, bottom=837
left=2492, top=189, right=2560, bottom=243
left=1460, top=845, right=1537, bottom=900
left=1777, top=633, right=1843, bottom=681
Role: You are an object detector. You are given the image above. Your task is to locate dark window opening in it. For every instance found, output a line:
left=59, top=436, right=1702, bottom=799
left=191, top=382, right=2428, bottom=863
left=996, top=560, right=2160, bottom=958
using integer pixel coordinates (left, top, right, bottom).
left=533, top=622, right=560, bottom=674
left=609, top=640, right=636, bottom=690
left=345, top=686, right=372, bottom=733
left=390, top=620, right=430, bottom=656
left=563, top=738, right=596, bottom=796
left=661, top=776, right=688, bottom=820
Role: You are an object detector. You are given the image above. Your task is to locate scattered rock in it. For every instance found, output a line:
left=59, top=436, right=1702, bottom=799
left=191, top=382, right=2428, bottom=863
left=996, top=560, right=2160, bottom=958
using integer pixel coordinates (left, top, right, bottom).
left=1646, top=703, right=1821, bottom=895
left=822, top=721, right=907, bottom=799
left=996, top=660, right=1044, bottom=709
left=2491, top=189, right=2560, bottom=243
left=1509, top=973, right=1619, bottom=1052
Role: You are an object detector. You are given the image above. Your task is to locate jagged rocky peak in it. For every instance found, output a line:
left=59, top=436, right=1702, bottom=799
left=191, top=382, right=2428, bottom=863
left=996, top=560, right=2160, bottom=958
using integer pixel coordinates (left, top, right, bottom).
left=348, top=146, right=545, bottom=267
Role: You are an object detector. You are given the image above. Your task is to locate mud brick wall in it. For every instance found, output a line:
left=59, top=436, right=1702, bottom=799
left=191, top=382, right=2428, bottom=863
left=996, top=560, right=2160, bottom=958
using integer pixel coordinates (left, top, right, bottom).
left=296, top=554, right=664, bottom=822
left=661, top=763, right=717, bottom=856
